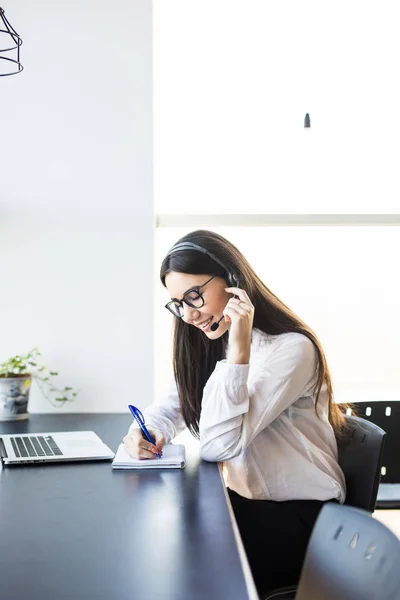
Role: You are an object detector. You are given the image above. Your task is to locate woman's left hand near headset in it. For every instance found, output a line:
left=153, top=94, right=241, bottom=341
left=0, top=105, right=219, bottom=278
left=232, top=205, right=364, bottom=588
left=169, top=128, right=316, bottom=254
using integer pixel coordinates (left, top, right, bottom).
left=223, top=287, right=254, bottom=364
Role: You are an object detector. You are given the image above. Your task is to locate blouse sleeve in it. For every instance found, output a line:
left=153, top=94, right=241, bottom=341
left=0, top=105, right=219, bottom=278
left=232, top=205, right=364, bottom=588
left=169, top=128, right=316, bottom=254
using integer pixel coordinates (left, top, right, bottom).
left=198, top=335, right=318, bottom=462
left=128, top=377, right=186, bottom=444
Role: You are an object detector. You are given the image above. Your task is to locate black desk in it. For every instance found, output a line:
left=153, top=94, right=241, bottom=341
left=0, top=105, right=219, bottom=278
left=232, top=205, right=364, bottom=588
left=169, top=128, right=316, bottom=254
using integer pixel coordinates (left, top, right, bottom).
left=0, top=414, right=257, bottom=600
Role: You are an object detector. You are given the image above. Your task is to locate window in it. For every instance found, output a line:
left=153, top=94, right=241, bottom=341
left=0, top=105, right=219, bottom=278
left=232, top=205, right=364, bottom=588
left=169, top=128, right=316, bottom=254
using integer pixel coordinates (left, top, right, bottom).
left=153, top=2, right=400, bottom=403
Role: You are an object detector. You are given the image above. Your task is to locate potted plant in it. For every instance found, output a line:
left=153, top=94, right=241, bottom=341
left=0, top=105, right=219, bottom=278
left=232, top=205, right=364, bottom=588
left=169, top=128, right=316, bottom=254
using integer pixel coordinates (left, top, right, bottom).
left=0, top=348, right=78, bottom=421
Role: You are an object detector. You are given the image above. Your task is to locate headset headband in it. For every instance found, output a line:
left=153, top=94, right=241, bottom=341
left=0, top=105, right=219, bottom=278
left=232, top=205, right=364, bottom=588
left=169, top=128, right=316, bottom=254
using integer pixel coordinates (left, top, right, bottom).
left=166, top=241, right=238, bottom=287
left=166, top=242, right=229, bottom=273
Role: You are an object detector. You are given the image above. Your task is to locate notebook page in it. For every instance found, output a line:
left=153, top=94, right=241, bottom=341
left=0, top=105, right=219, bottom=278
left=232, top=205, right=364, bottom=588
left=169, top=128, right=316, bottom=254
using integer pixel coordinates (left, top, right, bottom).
left=112, top=443, right=186, bottom=469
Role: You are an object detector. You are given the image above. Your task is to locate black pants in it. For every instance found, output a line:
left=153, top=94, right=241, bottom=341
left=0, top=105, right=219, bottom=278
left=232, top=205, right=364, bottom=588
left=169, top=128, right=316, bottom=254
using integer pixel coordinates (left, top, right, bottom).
left=228, top=488, right=337, bottom=597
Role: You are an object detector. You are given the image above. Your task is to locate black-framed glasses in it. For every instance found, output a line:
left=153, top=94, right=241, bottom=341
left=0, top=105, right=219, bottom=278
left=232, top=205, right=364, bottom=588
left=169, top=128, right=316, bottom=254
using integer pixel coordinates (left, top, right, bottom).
left=165, top=275, right=216, bottom=318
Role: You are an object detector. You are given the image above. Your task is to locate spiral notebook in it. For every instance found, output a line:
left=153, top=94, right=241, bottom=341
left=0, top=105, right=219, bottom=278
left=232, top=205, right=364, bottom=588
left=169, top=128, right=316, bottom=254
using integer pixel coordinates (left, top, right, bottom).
left=112, top=443, right=186, bottom=469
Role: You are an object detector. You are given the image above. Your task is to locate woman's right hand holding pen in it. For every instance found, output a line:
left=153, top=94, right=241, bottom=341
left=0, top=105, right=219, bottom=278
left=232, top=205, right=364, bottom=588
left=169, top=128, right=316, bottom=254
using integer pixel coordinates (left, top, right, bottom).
left=123, top=427, right=165, bottom=460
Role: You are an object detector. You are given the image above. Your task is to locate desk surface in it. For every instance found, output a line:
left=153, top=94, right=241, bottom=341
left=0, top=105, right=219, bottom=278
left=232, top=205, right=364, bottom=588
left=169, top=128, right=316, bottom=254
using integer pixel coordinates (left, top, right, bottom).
left=0, top=414, right=255, bottom=600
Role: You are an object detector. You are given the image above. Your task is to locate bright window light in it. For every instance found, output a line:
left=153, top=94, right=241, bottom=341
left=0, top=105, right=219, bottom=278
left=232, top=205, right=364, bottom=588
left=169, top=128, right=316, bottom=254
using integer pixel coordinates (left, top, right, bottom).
left=152, top=2, right=400, bottom=409
left=154, top=226, right=400, bottom=403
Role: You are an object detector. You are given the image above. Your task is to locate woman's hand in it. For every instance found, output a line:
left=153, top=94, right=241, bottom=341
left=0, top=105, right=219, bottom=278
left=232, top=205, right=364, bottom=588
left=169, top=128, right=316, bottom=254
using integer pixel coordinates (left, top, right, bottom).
left=223, top=287, right=254, bottom=364
left=123, top=427, right=166, bottom=459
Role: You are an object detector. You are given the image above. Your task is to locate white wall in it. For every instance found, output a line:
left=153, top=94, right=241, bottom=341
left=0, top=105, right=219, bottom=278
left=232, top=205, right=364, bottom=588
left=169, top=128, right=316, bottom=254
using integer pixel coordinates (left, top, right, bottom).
left=154, top=0, right=400, bottom=214
left=0, top=1, right=153, bottom=412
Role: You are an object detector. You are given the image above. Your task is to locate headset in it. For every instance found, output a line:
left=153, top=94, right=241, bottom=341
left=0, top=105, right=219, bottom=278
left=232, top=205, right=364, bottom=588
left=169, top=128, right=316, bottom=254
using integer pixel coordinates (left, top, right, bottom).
left=165, top=242, right=240, bottom=331
left=165, top=242, right=239, bottom=288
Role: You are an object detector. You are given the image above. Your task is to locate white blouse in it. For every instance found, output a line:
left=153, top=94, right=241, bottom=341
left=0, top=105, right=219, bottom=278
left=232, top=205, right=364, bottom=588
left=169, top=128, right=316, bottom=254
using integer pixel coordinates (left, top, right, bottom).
left=130, top=329, right=346, bottom=502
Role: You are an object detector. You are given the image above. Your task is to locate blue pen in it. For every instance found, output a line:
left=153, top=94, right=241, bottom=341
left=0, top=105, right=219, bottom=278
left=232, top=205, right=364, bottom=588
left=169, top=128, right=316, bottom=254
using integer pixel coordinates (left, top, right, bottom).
left=128, top=404, right=162, bottom=458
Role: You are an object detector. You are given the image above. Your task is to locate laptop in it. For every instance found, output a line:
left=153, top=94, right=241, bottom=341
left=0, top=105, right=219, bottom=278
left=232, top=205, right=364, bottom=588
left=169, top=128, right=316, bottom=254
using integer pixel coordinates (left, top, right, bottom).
left=0, top=430, right=115, bottom=465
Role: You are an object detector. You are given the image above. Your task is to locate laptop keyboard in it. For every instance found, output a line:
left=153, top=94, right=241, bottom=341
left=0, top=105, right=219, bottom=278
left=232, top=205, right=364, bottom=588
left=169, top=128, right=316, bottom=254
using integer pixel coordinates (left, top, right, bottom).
left=10, top=436, right=63, bottom=458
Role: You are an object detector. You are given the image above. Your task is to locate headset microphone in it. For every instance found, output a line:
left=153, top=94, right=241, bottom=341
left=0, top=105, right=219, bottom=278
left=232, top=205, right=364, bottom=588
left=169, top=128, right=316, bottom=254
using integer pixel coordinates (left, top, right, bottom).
left=210, top=315, right=224, bottom=332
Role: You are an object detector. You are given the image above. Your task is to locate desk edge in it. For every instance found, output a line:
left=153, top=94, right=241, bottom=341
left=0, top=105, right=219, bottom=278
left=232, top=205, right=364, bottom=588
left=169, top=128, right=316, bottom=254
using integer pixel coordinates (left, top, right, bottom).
left=218, top=464, right=259, bottom=600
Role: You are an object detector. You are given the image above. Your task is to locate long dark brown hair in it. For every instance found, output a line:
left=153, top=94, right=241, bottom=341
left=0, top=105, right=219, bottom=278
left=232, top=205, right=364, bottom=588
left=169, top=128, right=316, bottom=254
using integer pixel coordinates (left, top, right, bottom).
left=160, top=229, right=346, bottom=438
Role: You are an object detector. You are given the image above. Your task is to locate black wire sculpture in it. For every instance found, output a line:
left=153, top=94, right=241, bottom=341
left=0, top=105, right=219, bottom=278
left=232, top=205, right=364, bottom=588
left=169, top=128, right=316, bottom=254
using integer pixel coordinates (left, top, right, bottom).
left=0, top=6, right=23, bottom=76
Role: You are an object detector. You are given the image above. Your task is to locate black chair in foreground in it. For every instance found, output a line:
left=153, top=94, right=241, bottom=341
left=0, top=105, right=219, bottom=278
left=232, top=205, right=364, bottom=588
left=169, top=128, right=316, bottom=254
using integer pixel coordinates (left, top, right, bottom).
left=295, top=503, right=400, bottom=600
left=263, top=414, right=386, bottom=600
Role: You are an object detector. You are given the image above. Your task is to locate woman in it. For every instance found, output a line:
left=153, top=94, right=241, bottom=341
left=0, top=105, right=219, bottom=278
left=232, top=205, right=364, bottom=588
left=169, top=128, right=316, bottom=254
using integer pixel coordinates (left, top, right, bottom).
left=123, top=229, right=346, bottom=596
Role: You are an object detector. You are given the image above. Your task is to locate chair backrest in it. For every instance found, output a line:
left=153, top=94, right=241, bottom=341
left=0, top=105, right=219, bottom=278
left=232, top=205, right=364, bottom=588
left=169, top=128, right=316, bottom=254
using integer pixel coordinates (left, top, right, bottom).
left=337, top=414, right=386, bottom=512
left=350, top=401, right=400, bottom=483
left=296, top=503, right=400, bottom=600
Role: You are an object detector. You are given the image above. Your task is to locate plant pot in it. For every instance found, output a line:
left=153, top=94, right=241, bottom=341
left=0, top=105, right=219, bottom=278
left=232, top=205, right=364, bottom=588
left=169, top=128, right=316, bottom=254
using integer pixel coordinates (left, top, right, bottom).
left=0, top=376, right=31, bottom=421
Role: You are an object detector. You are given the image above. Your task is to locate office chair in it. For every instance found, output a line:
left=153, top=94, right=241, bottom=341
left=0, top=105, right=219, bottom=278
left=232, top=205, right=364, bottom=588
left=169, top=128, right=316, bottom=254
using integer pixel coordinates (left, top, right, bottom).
left=263, top=415, right=386, bottom=600
left=295, top=503, right=400, bottom=600
left=350, top=400, right=400, bottom=508
left=336, top=414, right=386, bottom=511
